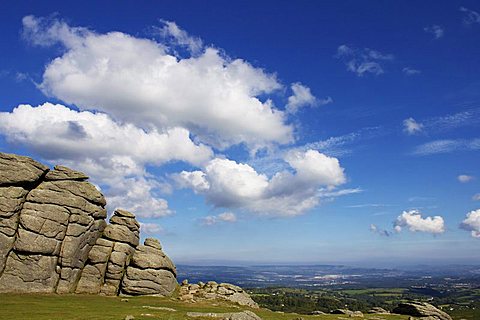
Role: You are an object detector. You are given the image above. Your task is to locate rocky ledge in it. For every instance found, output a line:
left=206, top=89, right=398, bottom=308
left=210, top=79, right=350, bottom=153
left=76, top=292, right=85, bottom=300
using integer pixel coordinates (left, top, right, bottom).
left=0, top=152, right=176, bottom=296
left=179, top=280, right=259, bottom=308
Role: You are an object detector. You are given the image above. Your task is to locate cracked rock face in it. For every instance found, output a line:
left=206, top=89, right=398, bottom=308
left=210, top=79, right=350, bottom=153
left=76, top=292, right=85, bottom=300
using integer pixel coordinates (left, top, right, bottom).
left=76, top=209, right=139, bottom=295
left=0, top=152, right=177, bottom=296
left=0, top=153, right=107, bottom=293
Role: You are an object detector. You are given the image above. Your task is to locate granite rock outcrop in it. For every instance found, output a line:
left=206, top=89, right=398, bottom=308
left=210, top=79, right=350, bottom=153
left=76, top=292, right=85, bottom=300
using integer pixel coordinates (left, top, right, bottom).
left=179, top=280, right=259, bottom=308
left=392, top=301, right=452, bottom=320
left=0, top=152, right=177, bottom=296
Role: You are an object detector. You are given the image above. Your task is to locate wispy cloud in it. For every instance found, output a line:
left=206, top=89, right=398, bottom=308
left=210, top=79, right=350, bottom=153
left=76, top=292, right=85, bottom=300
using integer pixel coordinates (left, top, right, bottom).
left=15, top=72, right=29, bottom=82
left=336, top=45, right=394, bottom=76
left=403, top=117, right=424, bottom=135
left=201, top=212, right=237, bottom=226
left=140, top=222, right=164, bottom=235
left=408, top=196, right=436, bottom=202
left=319, top=188, right=363, bottom=198
left=406, top=108, right=480, bottom=136
left=402, top=67, right=421, bottom=76
left=412, top=138, right=480, bottom=156
left=155, top=20, right=204, bottom=55
left=424, top=25, right=444, bottom=39
left=346, top=203, right=394, bottom=208
left=297, top=126, right=383, bottom=157
left=473, top=193, right=480, bottom=201
left=249, top=126, right=383, bottom=177
left=460, top=7, right=480, bottom=25
left=370, top=224, right=391, bottom=237
left=458, top=174, right=474, bottom=183
left=426, top=108, right=480, bottom=131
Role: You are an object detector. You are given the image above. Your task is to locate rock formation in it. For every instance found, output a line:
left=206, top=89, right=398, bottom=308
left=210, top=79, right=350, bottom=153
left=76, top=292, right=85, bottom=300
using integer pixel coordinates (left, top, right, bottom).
left=179, top=280, right=259, bottom=308
left=0, top=152, right=176, bottom=296
left=392, top=302, right=452, bottom=320
left=368, top=307, right=389, bottom=314
left=121, top=237, right=177, bottom=296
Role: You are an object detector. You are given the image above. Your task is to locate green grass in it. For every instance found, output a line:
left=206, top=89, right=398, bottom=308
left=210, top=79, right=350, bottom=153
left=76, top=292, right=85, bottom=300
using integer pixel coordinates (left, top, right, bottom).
left=340, top=288, right=405, bottom=296
left=0, top=293, right=412, bottom=320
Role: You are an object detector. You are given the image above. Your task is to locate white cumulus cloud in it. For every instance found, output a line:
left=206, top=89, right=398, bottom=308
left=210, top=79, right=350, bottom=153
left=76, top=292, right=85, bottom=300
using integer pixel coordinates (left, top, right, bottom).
left=175, top=149, right=346, bottom=216
left=460, top=209, right=480, bottom=238
left=286, top=82, right=332, bottom=114
left=22, top=15, right=293, bottom=150
left=394, top=209, right=445, bottom=234
left=0, top=102, right=214, bottom=217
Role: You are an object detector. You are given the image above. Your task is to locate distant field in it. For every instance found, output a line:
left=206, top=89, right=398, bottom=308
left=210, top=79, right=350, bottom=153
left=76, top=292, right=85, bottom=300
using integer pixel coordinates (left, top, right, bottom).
left=339, top=288, right=405, bottom=296
left=0, top=293, right=411, bottom=320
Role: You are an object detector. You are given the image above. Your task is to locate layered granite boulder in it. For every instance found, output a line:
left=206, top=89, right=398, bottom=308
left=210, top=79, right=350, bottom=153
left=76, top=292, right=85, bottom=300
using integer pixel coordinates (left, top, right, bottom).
left=121, top=238, right=177, bottom=296
left=0, top=152, right=177, bottom=296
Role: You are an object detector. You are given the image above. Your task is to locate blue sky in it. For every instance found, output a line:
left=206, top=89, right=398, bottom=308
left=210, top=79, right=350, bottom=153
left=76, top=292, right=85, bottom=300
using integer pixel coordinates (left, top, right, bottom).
left=0, top=1, right=479, bottom=267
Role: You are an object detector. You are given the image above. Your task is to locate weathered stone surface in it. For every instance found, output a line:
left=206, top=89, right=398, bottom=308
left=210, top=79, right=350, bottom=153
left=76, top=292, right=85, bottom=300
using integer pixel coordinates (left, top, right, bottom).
left=0, top=252, right=59, bottom=293
left=45, top=165, right=89, bottom=181
left=0, top=187, right=28, bottom=218
left=27, top=180, right=106, bottom=209
left=0, top=186, right=29, bottom=273
left=393, top=302, right=452, bottom=320
left=76, top=210, right=138, bottom=295
left=0, top=152, right=48, bottom=186
left=144, top=238, right=162, bottom=250
left=121, top=267, right=177, bottom=296
left=103, top=224, right=139, bottom=247
left=179, top=281, right=259, bottom=308
left=121, top=238, right=177, bottom=296
left=129, top=244, right=176, bottom=274
left=115, top=209, right=135, bottom=218
left=110, top=215, right=140, bottom=232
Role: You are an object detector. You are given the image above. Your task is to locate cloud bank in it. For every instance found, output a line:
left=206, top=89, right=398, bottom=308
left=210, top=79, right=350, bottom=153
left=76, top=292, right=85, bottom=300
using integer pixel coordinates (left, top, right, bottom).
left=23, top=15, right=294, bottom=150
left=175, top=149, right=346, bottom=216
left=0, top=102, right=214, bottom=217
left=0, top=16, right=347, bottom=222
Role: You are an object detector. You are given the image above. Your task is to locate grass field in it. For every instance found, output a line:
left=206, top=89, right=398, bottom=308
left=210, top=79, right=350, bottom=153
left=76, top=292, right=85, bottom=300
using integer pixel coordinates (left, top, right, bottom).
left=0, top=293, right=412, bottom=320
left=339, top=288, right=405, bottom=296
